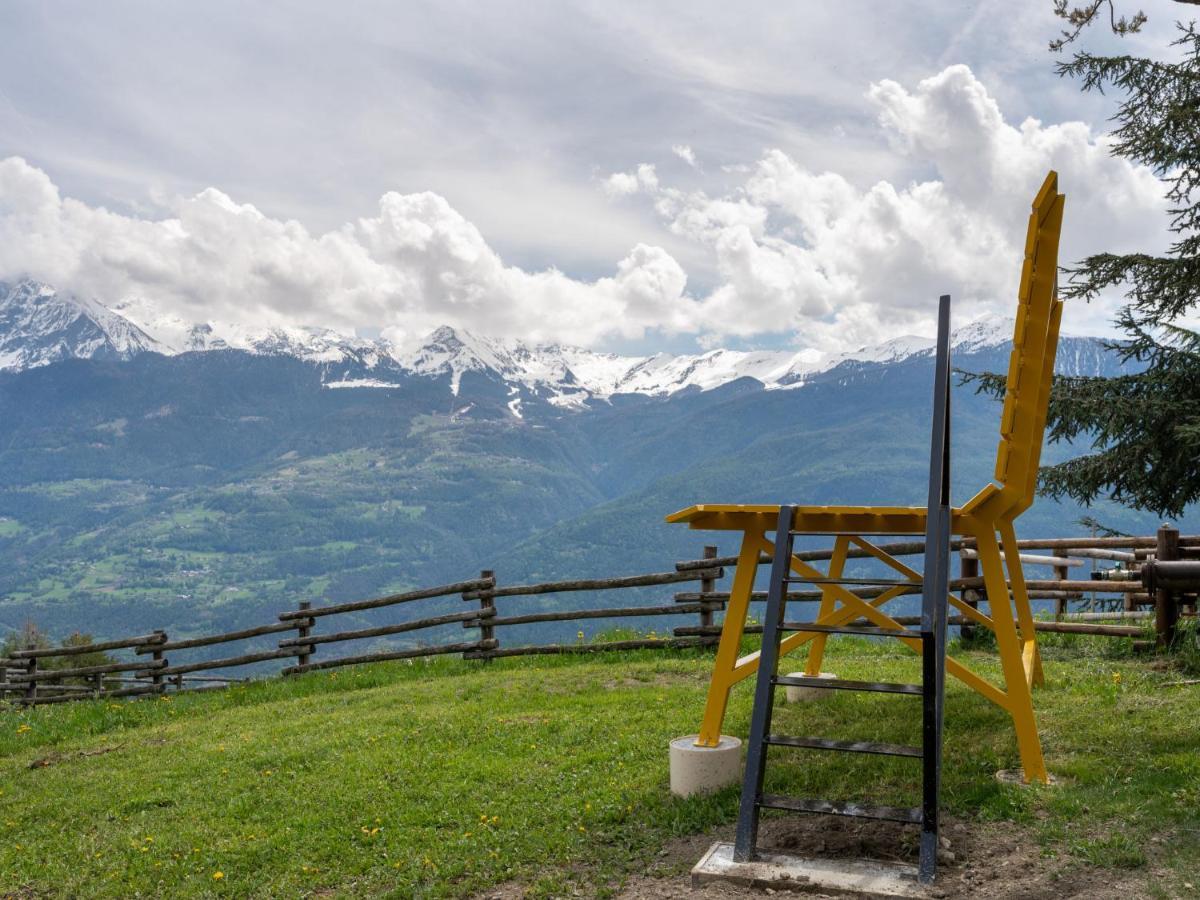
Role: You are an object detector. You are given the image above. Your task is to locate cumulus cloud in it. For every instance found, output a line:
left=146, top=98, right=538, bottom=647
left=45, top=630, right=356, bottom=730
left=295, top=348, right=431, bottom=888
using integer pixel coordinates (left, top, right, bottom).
left=0, top=64, right=1170, bottom=352
left=602, top=163, right=660, bottom=198
left=607, top=64, right=1167, bottom=348
left=0, top=157, right=698, bottom=346
left=671, top=145, right=698, bottom=167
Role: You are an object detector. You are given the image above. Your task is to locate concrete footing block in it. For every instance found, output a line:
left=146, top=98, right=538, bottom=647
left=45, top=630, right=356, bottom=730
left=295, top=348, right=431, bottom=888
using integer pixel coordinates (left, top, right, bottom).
left=692, top=841, right=924, bottom=898
left=669, top=734, right=741, bottom=797
left=784, top=671, right=837, bottom=702
left=995, top=768, right=1061, bottom=786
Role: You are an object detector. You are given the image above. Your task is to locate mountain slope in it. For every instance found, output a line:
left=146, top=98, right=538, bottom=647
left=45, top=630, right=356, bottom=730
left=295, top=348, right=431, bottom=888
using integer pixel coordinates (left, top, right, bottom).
left=0, top=321, right=1180, bottom=644
left=0, top=278, right=1183, bottom=643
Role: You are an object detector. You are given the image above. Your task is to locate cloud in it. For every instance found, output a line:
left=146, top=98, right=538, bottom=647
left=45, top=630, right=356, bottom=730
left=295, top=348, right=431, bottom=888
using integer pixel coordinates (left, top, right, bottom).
left=0, top=156, right=699, bottom=346
left=671, top=145, right=698, bottom=167
left=602, top=163, right=659, bottom=198
left=0, top=64, right=1169, bottom=352
left=608, top=64, right=1167, bottom=348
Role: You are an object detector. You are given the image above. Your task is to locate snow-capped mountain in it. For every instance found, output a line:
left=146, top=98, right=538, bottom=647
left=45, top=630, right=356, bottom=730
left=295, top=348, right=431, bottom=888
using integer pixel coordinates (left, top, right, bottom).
left=0, top=279, right=1100, bottom=403
left=0, top=280, right=164, bottom=371
left=109, top=296, right=384, bottom=366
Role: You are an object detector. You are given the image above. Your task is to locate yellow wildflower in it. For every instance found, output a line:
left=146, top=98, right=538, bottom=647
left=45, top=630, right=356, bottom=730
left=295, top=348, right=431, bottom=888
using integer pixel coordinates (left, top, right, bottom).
left=212, top=871, right=224, bottom=880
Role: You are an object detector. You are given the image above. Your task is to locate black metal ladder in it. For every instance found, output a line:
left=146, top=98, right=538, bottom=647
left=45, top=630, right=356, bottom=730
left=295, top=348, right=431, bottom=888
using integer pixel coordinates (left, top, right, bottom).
left=732, top=295, right=953, bottom=884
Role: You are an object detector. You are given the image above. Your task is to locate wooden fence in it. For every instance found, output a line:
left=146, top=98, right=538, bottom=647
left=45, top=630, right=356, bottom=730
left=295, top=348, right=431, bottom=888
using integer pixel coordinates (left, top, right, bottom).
left=2, top=528, right=1196, bottom=707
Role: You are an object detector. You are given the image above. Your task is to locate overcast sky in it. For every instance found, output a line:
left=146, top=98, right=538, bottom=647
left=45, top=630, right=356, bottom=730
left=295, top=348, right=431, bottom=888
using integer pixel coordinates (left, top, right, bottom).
left=0, top=1, right=1184, bottom=353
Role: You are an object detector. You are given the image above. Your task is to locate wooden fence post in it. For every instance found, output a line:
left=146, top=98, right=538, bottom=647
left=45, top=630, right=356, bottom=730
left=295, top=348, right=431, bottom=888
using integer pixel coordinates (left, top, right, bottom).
left=476, top=570, right=496, bottom=661
left=960, top=551, right=979, bottom=640
left=1053, top=550, right=1070, bottom=619
left=699, top=546, right=718, bottom=632
left=150, top=630, right=167, bottom=694
left=1124, top=554, right=1137, bottom=612
left=1155, top=523, right=1180, bottom=649
left=23, top=643, right=37, bottom=705
left=294, top=601, right=314, bottom=670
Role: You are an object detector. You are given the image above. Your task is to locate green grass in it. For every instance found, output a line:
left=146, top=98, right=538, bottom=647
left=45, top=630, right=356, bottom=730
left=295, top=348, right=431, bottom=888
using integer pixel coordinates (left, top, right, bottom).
left=1, top=640, right=1198, bottom=898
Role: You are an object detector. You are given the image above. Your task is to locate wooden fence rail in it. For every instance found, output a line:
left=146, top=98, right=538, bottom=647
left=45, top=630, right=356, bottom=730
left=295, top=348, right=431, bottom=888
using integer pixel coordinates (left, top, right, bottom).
left=3, top=531, right=1196, bottom=708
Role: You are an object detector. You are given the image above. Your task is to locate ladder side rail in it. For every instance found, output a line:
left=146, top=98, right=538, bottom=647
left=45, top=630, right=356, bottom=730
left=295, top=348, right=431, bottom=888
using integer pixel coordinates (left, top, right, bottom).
left=919, top=293, right=953, bottom=884
left=733, top=505, right=797, bottom=863
left=921, top=293, right=953, bottom=635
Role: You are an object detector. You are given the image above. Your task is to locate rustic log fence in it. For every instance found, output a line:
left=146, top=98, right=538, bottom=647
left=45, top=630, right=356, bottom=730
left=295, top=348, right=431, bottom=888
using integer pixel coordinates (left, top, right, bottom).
left=2, top=529, right=1197, bottom=708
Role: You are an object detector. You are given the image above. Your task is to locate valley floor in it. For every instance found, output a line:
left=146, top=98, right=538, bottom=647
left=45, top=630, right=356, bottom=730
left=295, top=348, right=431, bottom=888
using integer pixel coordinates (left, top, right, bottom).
left=0, top=635, right=1197, bottom=898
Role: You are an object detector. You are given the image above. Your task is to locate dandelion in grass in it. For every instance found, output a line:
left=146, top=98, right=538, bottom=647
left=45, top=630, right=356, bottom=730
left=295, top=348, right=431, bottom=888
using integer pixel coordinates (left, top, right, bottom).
left=1112, top=671, right=1122, bottom=684
left=212, top=871, right=224, bottom=880
left=15, top=724, right=30, bottom=734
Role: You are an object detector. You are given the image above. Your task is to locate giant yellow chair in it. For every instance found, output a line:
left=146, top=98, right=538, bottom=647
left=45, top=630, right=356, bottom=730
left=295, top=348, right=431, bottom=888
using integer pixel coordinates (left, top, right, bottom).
left=667, top=171, right=1065, bottom=783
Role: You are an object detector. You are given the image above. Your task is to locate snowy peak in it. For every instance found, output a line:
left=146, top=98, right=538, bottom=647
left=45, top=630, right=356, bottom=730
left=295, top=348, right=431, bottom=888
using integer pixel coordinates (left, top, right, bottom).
left=0, top=279, right=163, bottom=371
left=111, top=296, right=379, bottom=365
left=950, top=313, right=1018, bottom=354
left=391, top=325, right=589, bottom=402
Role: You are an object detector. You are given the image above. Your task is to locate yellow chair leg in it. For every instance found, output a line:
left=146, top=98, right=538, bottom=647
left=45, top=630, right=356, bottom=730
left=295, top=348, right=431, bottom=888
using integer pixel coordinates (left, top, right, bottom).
left=999, top=521, right=1045, bottom=688
left=695, top=532, right=762, bottom=746
left=803, top=536, right=849, bottom=676
left=976, top=529, right=1048, bottom=783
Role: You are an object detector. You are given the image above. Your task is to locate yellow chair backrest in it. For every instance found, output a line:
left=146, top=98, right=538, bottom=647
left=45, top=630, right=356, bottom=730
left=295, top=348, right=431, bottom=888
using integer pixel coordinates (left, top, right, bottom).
left=963, top=171, right=1065, bottom=520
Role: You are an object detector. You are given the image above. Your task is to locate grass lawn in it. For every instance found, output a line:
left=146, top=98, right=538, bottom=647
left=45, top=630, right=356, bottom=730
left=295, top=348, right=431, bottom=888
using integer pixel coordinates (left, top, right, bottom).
left=0, top=633, right=1197, bottom=898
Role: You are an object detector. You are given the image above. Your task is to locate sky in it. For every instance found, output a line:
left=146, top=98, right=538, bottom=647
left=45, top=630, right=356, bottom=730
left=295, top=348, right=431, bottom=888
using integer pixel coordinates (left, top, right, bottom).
left=0, top=1, right=1185, bottom=353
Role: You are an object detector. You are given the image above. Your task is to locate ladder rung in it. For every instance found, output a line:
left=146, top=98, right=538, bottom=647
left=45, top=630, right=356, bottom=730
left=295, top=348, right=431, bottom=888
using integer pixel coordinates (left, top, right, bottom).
left=779, top=622, right=919, bottom=638
left=765, top=734, right=922, bottom=758
left=772, top=675, right=923, bottom=695
left=758, top=795, right=923, bottom=824
left=780, top=577, right=921, bottom=587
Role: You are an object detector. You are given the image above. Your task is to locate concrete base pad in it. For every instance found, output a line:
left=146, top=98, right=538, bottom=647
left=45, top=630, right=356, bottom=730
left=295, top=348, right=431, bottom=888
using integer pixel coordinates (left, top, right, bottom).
left=691, top=841, right=925, bottom=898
left=784, top=671, right=837, bottom=702
left=995, top=768, right=1061, bottom=787
left=668, top=735, right=742, bottom=797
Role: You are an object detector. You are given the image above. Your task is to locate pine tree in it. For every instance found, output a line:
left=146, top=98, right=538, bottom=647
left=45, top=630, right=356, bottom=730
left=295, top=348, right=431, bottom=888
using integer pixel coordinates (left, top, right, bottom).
left=983, top=15, right=1200, bottom=517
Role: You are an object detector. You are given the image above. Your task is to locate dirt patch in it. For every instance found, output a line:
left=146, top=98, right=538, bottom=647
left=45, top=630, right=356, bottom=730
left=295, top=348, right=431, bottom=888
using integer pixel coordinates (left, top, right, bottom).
left=602, top=673, right=694, bottom=690
left=471, top=814, right=1169, bottom=898
left=28, top=744, right=123, bottom=769
left=611, top=815, right=1165, bottom=899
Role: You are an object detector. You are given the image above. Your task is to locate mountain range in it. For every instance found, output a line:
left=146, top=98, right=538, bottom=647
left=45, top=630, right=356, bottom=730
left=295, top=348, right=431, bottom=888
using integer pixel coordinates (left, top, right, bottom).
left=0, top=277, right=1183, bottom=651
left=0, top=279, right=1110, bottom=407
